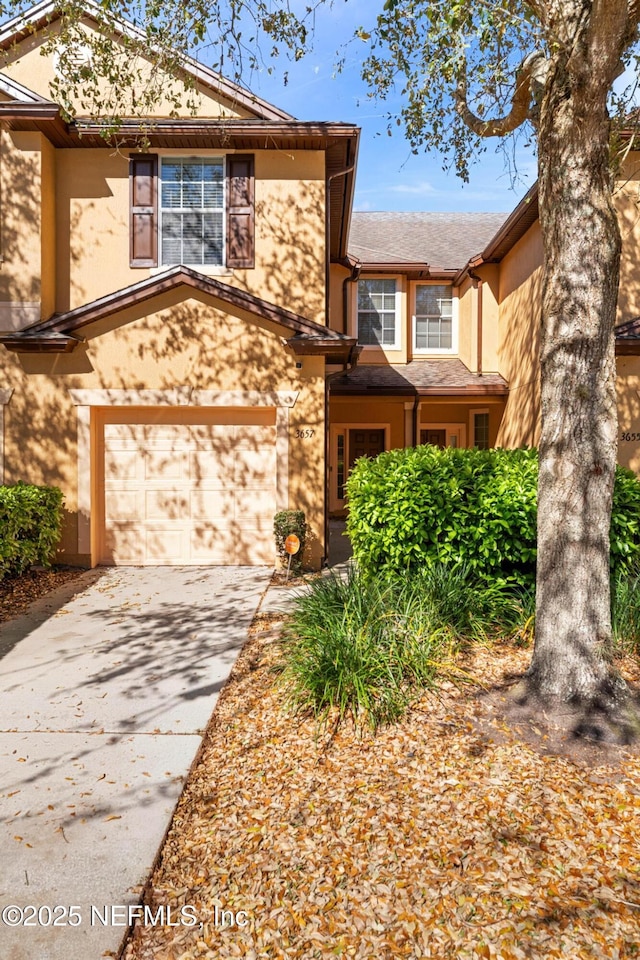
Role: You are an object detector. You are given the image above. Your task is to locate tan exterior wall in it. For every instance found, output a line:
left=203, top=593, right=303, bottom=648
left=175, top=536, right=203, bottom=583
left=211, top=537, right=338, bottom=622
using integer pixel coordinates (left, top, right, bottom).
left=616, top=153, right=640, bottom=319
left=2, top=19, right=255, bottom=119
left=457, top=276, right=474, bottom=371
left=40, top=136, right=57, bottom=319
left=328, top=262, right=349, bottom=333
left=49, top=148, right=326, bottom=319
left=0, top=131, right=43, bottom=313
left=419, top=398, right=505, bottom=449
left=250, top=151, right=326, bottom=325
left=2, top=294, right=325, bottom=567
left=480, top=264, right=500, bottom=374
left=616, top=356, right=640, bottom=474
left=495, top=221, right=543, bottom=449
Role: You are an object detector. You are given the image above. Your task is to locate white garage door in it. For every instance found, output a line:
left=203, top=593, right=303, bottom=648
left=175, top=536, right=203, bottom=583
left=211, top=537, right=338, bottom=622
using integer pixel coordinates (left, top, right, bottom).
left=100, top=411, right=277, bottom=565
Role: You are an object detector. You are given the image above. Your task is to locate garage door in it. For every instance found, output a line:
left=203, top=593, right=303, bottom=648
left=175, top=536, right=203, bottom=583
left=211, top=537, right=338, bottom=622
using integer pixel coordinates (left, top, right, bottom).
left=99, top=410, right=277, bottom=565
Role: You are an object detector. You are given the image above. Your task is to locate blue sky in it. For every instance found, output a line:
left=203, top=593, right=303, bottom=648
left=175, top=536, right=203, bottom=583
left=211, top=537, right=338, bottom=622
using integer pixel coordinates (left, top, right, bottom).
left=242, top=1, right=538, bottom=214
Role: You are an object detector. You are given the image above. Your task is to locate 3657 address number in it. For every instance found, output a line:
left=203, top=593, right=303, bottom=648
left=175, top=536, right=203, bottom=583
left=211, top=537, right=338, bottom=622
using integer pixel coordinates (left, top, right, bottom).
left=294, top=429, right=315, bottom=439
left=620, top=431, right=640, bottom=442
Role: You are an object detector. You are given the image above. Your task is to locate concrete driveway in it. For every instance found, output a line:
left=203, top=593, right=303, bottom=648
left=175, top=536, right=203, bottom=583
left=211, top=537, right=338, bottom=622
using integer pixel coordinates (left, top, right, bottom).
left=0, top=566, right=271, bottom=960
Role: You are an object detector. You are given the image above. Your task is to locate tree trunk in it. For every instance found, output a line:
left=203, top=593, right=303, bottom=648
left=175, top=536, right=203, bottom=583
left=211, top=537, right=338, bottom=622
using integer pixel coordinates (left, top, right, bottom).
left=526, top=14, right=630, bottom=729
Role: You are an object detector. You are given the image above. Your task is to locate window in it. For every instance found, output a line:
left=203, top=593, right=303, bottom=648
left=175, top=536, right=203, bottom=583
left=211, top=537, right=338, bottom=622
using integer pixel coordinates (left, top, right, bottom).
left=473, top=412, right=490, bottom=449
left=336, top=434, right=346, bottom=500
left=357, top=279, right=399, bottom=348
left=129, top=153, right=255, bottom=270
left=414, top=285, right=455, bottom=352
left=160, top=158, right=224, bottom=267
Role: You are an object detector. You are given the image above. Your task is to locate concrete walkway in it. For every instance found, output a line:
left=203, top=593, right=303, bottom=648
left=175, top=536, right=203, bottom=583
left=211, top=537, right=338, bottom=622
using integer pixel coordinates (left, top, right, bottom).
left=0, top=566, right=270, bottom=960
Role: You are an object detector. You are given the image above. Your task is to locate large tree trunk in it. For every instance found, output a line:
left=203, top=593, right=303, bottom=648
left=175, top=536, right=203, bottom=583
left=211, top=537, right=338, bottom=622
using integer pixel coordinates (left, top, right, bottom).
left=526, top=7, right=631, bottom=729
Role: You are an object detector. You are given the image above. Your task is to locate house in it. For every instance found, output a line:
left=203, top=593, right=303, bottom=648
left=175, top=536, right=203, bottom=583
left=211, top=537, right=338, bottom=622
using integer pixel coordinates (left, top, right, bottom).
left=1, top=2, right=639, bottom=570
left=0, top=0, right=359, bottom=568
left=326, top=180, right=640, bottom=520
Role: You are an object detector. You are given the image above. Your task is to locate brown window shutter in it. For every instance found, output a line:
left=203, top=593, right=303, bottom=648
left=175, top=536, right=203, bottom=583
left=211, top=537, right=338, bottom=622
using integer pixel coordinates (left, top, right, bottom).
left=226, top=154, right=254, bottom=269
left=130, top=154, right=158, bottom=267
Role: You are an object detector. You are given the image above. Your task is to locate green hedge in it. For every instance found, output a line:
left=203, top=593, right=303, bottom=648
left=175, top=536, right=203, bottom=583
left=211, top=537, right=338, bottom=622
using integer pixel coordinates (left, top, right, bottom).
left=0, top=482, right=64, bottom=579
left=346, top=446, right=640, bottom=588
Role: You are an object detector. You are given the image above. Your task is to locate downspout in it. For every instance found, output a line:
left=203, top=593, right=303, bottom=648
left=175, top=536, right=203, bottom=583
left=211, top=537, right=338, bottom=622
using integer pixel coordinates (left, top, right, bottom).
left=324, top=349, right=359, bottom=567
left=468, top=271, right=483, bottom=376
left=325, top=152, right=357, bottom=328
left=412, top=394, right=420, bottom=447
left=323, top=149, right=357, bottom=565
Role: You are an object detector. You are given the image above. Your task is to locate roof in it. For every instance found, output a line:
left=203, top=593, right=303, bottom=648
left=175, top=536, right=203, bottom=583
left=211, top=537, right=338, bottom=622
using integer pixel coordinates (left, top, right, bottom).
left=467, top=184, right=540, bottom=271
left=615, top=317, right=640, bottom=355
left=0, top=266, right=357, bottom=360
left=0, top=73, right=49, bottom=103
left=348, top=212, right=508, bottom=272
left=0, top=0, right=294, bottom=122
left=0, top=0, right=361, bottom=263
left=330, top=360, right=508, bottom=396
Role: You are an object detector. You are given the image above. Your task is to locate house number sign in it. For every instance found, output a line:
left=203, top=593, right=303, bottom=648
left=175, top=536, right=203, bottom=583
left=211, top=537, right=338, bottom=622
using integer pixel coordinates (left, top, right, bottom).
left=620, top=431, right=640, bottom=441
left=294, top=428, right=315, bottom=439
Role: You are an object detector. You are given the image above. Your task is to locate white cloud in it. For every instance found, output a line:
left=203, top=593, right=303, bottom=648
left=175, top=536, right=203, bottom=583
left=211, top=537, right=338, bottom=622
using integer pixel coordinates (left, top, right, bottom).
left=387, top=180, right=439, bottom=196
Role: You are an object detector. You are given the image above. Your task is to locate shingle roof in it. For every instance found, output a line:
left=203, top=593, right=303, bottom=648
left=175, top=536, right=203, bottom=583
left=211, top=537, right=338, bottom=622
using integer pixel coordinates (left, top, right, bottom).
left=615, top=317, right=640, bottom=355
left=615, top=317, right=640, bottom=340
left=348, top=212, right=508, bottom=270
left=330, top=360, right=508, bottom=395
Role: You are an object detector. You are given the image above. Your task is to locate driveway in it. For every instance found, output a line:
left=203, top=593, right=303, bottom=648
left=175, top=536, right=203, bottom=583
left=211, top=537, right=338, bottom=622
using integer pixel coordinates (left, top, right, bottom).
left=0, top=566, right=271, bottom=960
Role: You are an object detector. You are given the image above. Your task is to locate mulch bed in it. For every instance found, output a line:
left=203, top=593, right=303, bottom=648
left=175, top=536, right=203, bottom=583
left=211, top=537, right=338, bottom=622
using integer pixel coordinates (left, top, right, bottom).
left=0, top=566, right=86, bottom=624
left=122, top=616, right=640, bottom=960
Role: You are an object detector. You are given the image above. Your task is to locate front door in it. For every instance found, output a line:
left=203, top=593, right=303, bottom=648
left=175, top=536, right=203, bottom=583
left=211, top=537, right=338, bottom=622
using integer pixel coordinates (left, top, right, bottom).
left=421, top=428, right=447, bottom=448
left=349, top=429, right=385, bottom=469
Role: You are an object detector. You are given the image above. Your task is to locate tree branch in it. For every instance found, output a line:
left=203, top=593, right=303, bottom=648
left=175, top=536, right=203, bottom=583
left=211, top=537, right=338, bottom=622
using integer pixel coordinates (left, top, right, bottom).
left=628, top=0, right=640, bottom=31
left=455, top=50, right=546, bottom=137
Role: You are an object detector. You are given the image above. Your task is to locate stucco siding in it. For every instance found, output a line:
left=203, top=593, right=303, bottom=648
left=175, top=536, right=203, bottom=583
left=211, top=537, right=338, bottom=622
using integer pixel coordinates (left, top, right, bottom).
left=2, top=295, right=325, bottom=567
left=496, top=222, right=543, bottom=449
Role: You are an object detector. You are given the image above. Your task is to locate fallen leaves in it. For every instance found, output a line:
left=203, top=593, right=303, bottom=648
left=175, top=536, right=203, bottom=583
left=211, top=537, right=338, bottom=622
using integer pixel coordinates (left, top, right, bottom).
left=121, top=627, right=640, bottom=960
left=0, top=567, right=84, bottom=623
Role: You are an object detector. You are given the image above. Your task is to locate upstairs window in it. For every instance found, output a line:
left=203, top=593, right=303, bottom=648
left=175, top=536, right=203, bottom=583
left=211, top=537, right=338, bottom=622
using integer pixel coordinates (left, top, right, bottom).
left=129, top=154, right=254, bottom=270
left=357, top=279, right=400, bottom=348
left=414, top=284, right=455, bottom=353
left=160, top=158, right=224, bottom=267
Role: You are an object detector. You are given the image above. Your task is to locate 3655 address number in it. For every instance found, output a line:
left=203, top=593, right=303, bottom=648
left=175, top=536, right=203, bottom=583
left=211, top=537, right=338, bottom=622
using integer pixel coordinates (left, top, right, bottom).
left=620, top=431, right=640, bottom=442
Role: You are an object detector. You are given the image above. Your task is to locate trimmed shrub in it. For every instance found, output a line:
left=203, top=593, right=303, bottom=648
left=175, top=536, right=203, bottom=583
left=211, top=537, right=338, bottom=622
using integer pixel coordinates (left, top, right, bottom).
left=273, top=509, right=307, bottom=571
left=346, top=446, right=640, bottom=588
left=0, top=482, right=64, bottom=579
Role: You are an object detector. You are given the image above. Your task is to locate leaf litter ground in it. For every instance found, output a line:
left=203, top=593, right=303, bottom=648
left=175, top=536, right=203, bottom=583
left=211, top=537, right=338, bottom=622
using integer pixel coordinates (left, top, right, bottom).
left=119, top=616, right=640, bottom=960
left=3, top=571, right=638, bottom=957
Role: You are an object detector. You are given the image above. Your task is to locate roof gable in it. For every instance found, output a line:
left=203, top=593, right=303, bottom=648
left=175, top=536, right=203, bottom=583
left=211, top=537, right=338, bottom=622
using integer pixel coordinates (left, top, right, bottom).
left=0, top=266, right=356, bottom=360
left=0, top=71, right=51, bottom=102
left=0, top=0, right=294, bottom=122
